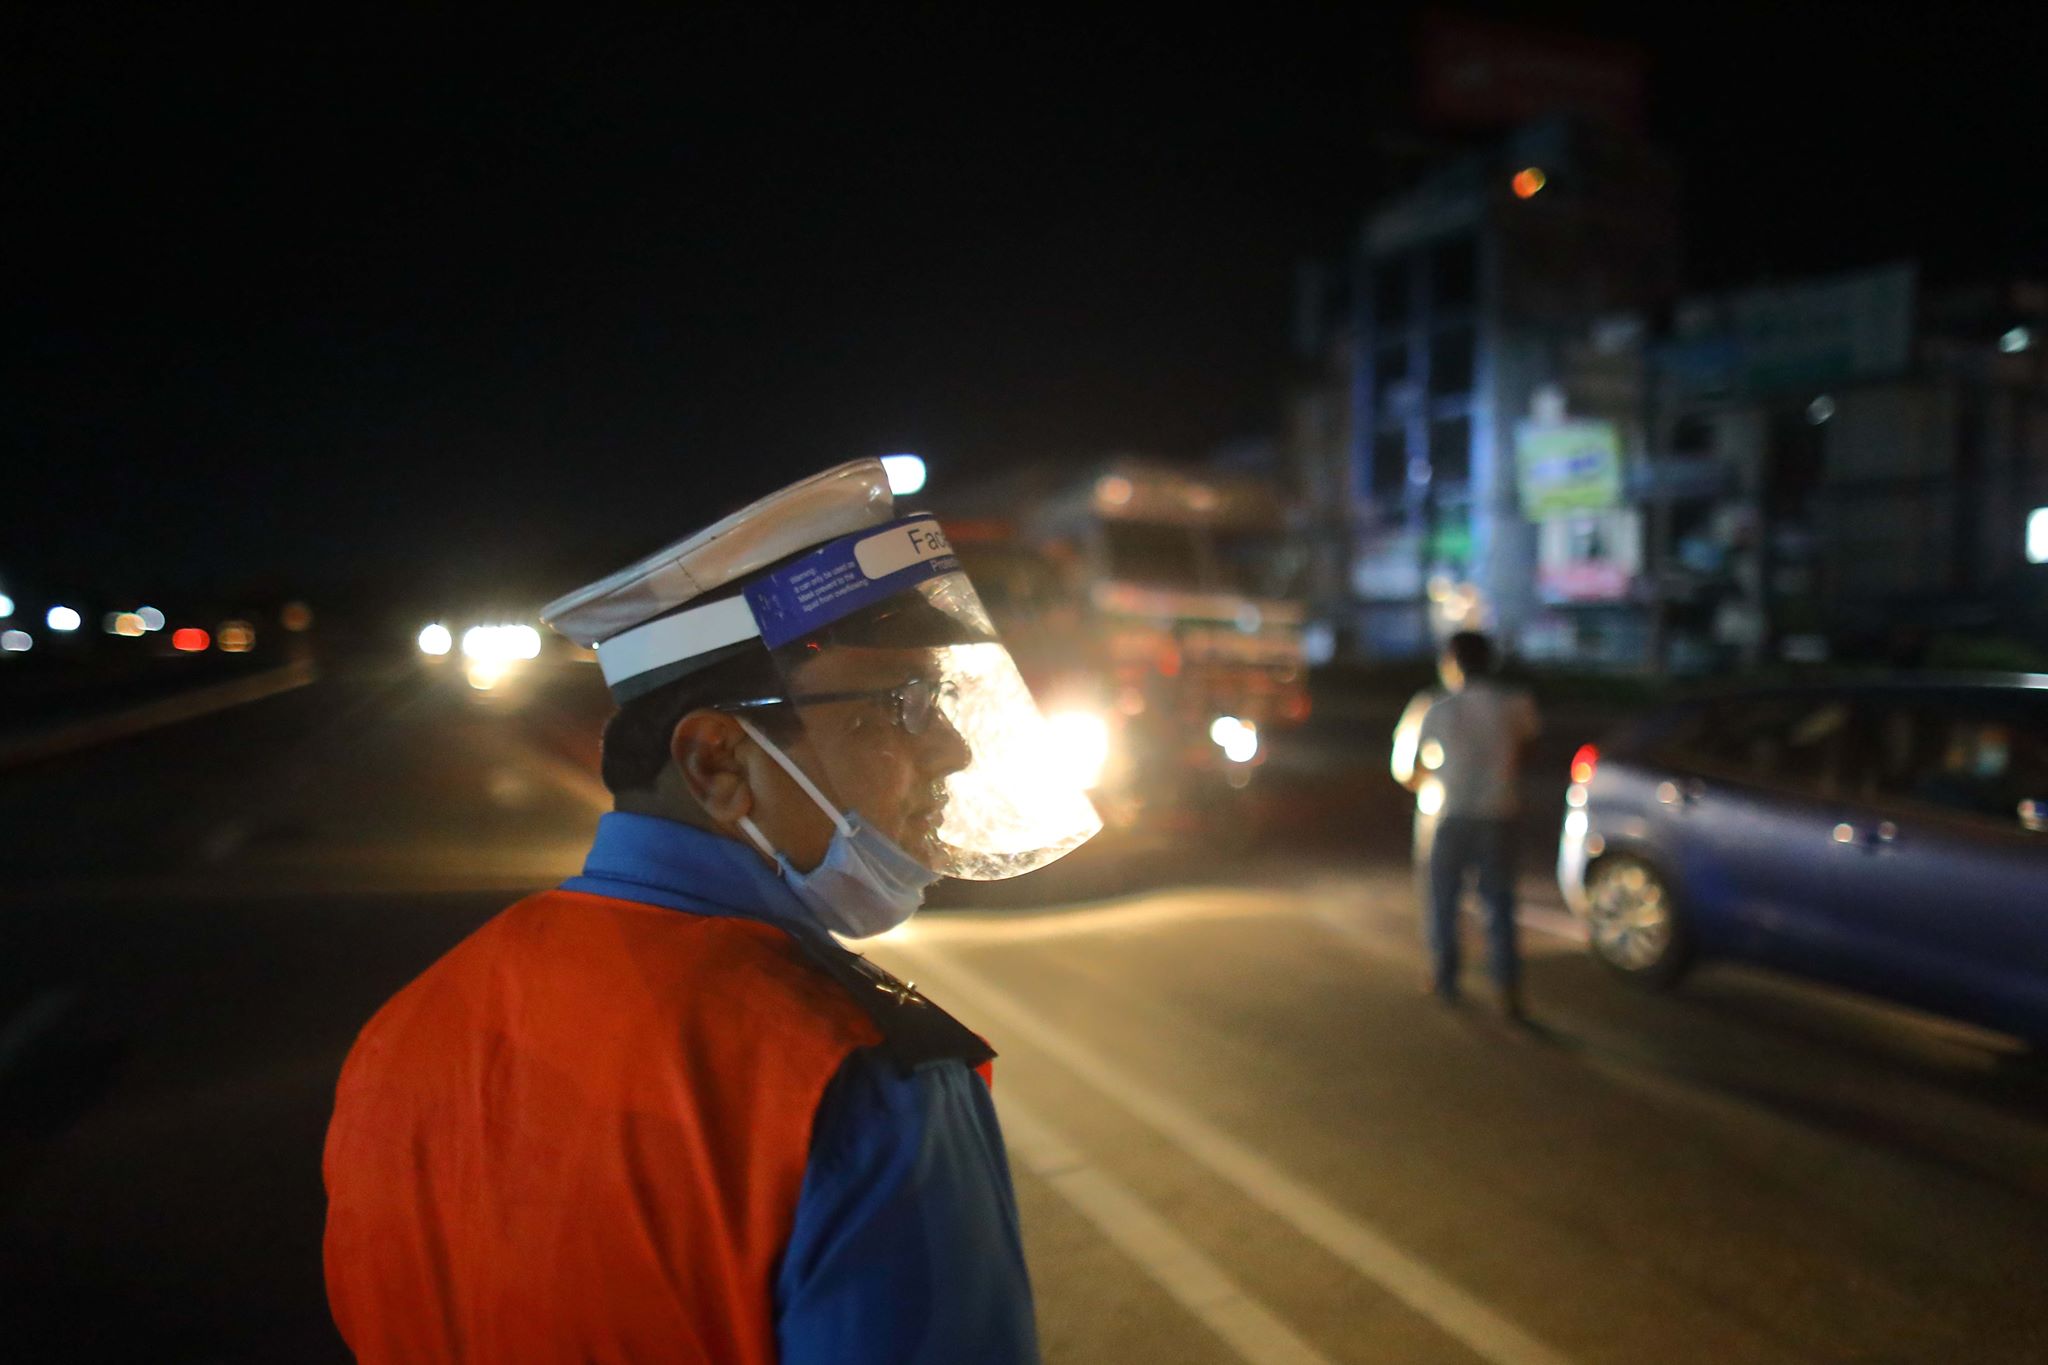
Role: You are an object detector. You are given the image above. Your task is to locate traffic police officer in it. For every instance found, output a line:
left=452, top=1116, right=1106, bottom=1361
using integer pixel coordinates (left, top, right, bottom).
left=322, top=460, right=1102, bottom=1363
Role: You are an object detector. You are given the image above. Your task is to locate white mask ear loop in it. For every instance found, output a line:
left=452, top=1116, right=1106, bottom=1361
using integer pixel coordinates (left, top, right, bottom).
left=734, top=714, right=853, bottom=836
left=735, top=814, right=781, bottom=864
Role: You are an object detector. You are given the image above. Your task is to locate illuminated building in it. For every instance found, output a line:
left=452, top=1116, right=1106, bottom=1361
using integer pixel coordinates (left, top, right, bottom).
left=1327, top=114, right=1680, bottom=664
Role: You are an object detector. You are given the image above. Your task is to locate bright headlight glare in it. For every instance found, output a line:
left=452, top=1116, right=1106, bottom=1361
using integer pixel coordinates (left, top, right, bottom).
left=1045, top=709, right=1112, bottom=790
left=1209, top=715, right=1258, bottom=763
left=419, top=623, right=453, bottom=656
left=460, top=624, right=542, bottom=663
left=466, top=657, right=510, bottom=691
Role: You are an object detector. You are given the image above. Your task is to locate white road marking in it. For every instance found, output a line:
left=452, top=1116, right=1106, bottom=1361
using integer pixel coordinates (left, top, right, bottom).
left=883, top=889, right=1283, bottom=944
left=893, top=940, right=1579, bottom=1365
left=1000, top=1094, right=1336, bottom=1365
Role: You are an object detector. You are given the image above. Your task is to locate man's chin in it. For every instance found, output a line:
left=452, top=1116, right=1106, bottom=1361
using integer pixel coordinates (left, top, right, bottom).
left=907, top=824, right=949, bottom=874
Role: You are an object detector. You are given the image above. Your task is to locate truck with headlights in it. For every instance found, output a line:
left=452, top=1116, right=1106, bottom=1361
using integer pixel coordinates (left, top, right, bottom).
left=948, top=460, right=1311, bottom=831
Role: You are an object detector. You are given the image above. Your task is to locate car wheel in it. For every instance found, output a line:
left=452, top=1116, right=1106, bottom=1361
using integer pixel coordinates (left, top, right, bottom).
left=1584, top=854, right=1691, bottom=988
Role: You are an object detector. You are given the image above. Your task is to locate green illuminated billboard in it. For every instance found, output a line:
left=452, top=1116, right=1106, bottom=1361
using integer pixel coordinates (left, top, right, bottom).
left=1515, top=419, right=1622, bottom=519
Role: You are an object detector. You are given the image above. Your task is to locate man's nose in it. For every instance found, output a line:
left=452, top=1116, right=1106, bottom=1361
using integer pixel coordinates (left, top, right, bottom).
left=920, top=711, right=972, bottom=779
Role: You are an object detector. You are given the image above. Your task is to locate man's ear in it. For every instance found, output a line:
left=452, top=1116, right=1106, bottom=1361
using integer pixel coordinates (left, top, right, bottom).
left=670, top=710, right=753, bottom=825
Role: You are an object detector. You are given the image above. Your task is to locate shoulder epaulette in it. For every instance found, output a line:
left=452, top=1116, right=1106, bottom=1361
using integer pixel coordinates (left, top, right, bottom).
left=790, top=930, right=995, bottom=1074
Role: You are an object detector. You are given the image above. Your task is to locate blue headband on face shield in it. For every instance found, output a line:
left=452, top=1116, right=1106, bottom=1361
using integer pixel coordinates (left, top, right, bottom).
left=742, top=517, right=966, bottom=649
left=732, top=717, right=940, bottom=940
left=596, top=516, right=990, bottom=701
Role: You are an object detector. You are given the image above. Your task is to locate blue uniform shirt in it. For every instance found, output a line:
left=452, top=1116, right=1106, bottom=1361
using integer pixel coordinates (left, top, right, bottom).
left=563, top=813, right=1039, bottom=1365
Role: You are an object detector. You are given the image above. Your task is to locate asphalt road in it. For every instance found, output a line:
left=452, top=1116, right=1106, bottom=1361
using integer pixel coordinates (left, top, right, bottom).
left=2, top=659, right=2044, bottom=1363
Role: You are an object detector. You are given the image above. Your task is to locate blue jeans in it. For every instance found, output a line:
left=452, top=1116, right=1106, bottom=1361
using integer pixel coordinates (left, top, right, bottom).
left=1421, top=815, right=1520, bottom=999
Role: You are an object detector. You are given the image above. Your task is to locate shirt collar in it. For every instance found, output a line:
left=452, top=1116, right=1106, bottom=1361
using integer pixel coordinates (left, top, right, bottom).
left=571, top=811, right=813, bottom=927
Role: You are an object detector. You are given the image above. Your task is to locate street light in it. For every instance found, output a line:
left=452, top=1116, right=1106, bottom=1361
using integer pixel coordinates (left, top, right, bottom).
left=881, top=453, right=927, bottom=496
left=2028, top=507, right=2048, bottom=565
left=2001, top=326, right=2033, bottom=354
left=47, top=605, right=82, bottom=632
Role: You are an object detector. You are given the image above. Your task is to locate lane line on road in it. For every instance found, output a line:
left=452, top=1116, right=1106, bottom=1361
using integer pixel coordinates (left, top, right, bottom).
left=999, top=1094, right=1336, bottom=1365
left=883, top=889, right=1284, bottom=943
left=0, top=659, right=318, bottom=768
left=892, top=940, right=1579, bottom=1365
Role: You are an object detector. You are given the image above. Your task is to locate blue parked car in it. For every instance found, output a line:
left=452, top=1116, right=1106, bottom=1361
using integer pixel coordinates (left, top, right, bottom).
left=1557, top=675, right=2048, bottom=1043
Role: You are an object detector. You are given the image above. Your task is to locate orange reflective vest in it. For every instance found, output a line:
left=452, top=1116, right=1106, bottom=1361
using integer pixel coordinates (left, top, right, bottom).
left=322, top=889, right=882, bottom=1364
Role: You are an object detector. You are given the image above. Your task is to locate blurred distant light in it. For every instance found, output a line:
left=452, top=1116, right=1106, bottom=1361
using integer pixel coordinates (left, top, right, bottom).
left=1302, top=621, right=1337, bottom=667
left=1096, top=475, right=1134, bottom=507
left=461, top=623, right=542, bottom=663
left=137, top=606, right=166, bottom=632
left=172, top=627, right=210, bottom=652
left=0, top=593, right=13, bottom=618
left=418, top=623, right=453, bottom=656
left=1511, top=166, right=1547, bottom=199
left=1044, top=710, right=1111, bottom=790
left=466, top=657, right=514, bottom=691
left=1208, top=714, right=1260, bottom=764
left=1, top=630, right=31, bottom=653
left=46, top=605, right=81, bottom=632
left=218, top=620, right=256, bottom=653
left=1806, top=394, right=1836, bottom=425
left=280, top=600, right=315, bottom=632
left=104, top=612, right=147, bottom=637
left=2001, top=326, right=2034, bottom=354
left=881, top=454, right=927, bottom=497
left=2028, top=507, right=2048, bottom=565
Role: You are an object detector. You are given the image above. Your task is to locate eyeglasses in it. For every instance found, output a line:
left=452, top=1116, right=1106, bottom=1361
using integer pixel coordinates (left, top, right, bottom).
left=725, top=677, right=959, bottom=736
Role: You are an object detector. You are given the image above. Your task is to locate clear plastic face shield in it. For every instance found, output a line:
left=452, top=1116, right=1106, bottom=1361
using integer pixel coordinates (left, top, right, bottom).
left=733, top=517, right=1102, bottom=881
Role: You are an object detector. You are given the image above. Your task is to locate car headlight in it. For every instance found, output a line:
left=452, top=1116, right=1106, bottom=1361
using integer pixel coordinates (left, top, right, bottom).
left=460, top=624, right=541, bottom=662
left=1044, top=709, right=1112, bottom=790
left=1208, top=715, right=1259, bottom=764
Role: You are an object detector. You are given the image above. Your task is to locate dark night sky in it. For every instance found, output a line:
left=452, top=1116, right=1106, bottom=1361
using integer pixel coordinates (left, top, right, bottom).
left=6, top=3, right=2043, bottom=611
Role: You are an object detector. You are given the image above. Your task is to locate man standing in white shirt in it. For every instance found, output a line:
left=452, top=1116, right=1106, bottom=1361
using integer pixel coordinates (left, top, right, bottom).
left=1389, top=631, right=1541, bottom=1017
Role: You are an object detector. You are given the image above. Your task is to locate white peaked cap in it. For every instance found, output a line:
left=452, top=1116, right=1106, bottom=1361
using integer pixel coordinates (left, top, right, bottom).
left=540, top=459, right=896, bottom=692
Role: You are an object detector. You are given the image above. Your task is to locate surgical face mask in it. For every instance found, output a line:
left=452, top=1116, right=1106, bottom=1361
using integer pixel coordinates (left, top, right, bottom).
left=733, top=717, right=940, bottom=939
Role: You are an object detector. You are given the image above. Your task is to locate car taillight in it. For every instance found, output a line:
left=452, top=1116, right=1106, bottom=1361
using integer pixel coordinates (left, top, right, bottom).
left=1570, top=744, right=1599, bottom=785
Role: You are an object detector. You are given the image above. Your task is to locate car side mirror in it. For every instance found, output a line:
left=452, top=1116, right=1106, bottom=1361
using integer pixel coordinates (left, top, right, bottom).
left=2021, top=799, right=2047, bottom=833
